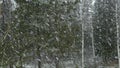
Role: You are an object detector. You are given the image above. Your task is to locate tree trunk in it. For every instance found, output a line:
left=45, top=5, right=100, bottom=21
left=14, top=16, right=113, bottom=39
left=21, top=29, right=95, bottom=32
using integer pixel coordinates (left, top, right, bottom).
left=19, top=56, right=23, bottom=68
left=116, top=1, right=120, bottom=68
left=55, top=59, right=59, bottom=68
left=91, top=14, right=96, bottom=68
left=38, top=60, right=41, bottom=68
left=9, top=64, right=13, bottom=68
left=82, top=23, right=85, bottom=68
left=81, top=0, right=85, bottom=68
left=36, top=48, right=42, bottom=68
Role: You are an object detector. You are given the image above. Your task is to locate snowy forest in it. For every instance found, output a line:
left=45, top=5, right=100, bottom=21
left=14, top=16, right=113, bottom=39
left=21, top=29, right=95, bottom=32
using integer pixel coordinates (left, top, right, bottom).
left=0, top=0, right=120, bottom=68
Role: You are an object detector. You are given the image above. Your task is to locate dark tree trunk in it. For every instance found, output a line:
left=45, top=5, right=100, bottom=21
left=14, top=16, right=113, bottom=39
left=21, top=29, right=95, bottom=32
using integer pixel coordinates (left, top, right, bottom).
left=55, top=60, right=59, bottom=68
left=20, top=56, right=23, bottom=68
left=38, top=60, right=41, bottom=68
left=37, top=48, right=42, bottom=68
left=9, top=64, right=13, bottom=68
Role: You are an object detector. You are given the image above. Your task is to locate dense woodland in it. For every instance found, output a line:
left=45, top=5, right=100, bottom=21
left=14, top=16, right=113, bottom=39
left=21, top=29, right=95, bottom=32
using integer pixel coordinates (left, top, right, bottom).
left=0, top=0, right=120, bottom=68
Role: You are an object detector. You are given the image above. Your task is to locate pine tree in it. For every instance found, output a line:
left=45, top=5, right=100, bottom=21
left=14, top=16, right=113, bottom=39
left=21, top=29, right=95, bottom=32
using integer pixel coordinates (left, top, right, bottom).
left=93, top=0, right=117, bottom=64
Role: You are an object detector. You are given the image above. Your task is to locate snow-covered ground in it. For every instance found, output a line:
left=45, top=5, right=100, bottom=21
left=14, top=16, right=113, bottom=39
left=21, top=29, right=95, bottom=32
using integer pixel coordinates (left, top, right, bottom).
left=21, top=60, right=81, bottom=68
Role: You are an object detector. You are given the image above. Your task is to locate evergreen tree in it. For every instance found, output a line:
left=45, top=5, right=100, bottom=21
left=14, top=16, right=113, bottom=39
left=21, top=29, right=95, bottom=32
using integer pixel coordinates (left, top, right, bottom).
left=93, top=0, right=117, bottom=64
left=10, top=0, right=81, bottom=68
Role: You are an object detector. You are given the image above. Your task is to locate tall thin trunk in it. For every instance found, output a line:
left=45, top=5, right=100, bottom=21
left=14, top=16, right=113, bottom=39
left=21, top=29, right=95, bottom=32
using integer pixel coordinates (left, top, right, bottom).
left=81, top=0, right=85, bottom=68
left=20, top=56, right=23, bottom=68
left=116, top=1, right=120, bottom=68
left=91, top=16, right=96, bottom=68
left=82, top=23, right=85, bottom=68
left=36, top=47, right=42, bottom=68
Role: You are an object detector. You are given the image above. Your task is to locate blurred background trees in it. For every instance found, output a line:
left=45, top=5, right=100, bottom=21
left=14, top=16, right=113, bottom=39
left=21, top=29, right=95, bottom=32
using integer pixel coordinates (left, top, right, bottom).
left=0, top=0, right=120, bottom=68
